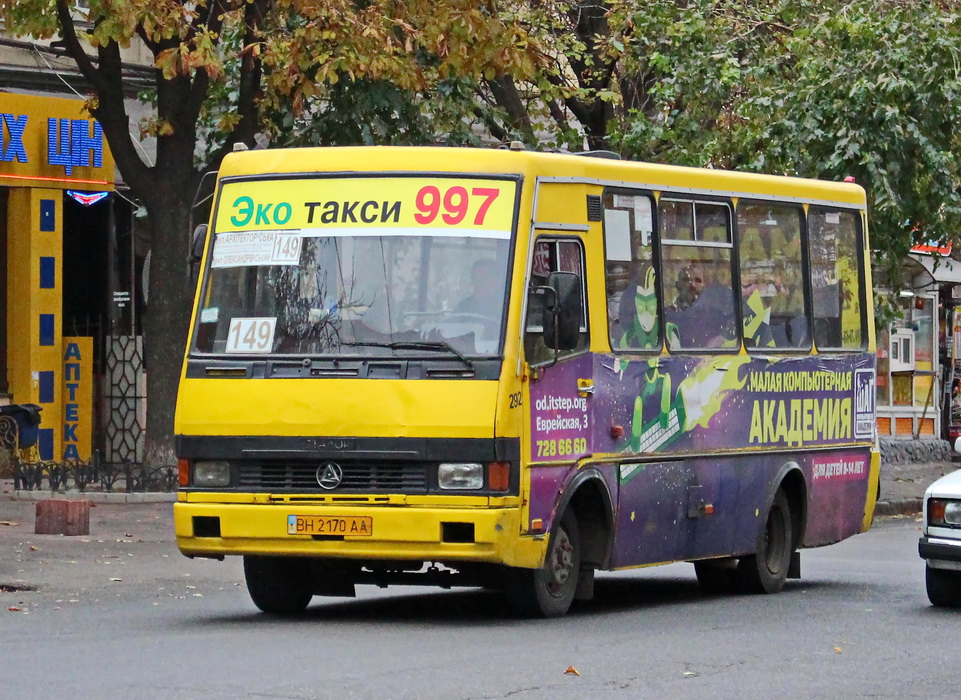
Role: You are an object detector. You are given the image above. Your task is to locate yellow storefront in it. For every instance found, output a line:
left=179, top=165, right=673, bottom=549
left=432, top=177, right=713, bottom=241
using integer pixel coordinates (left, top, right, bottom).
left=1, top=91, right=114, bottom=462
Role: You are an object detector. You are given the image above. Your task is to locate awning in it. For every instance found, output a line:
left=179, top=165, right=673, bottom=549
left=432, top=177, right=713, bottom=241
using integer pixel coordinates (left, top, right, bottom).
left=912, top=253, right=961, bottom=285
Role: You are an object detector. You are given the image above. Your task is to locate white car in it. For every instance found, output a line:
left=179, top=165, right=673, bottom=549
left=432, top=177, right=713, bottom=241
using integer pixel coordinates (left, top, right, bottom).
left=919, top=468, right=961, bottom=607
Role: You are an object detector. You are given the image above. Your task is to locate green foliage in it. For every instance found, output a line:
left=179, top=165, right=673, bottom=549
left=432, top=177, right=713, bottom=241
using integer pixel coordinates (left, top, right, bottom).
left=607, top=0, right=961, bottom=295
left=3, top=0, right=62, bottom=38
left=745, top=1, right=961, bottom=292
left=265, top=77, right=464, bottom=147
left=254, top=0, right=541, bottom=152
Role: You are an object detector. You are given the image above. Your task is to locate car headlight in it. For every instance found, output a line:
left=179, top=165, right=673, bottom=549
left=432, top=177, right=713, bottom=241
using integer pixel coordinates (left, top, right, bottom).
left=193, top=460, right=231, bottom=488
left=438, top=463, right=484, bottom=490
left=928, top=498, right=961, bottom=527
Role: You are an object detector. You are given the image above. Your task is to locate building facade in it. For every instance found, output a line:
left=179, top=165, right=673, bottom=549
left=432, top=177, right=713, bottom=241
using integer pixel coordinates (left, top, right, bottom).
left=876, top=249, right=961, bottom=447
left=1, top=91, right=116, bottom=462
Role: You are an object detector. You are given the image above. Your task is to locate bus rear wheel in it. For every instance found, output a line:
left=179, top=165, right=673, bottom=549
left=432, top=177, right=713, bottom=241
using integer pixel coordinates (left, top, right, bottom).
left=506, top=510, right=580, bottom=618
left=738, top=489, right=793, bottom=594
left=243, top=555, right=313, bottom=615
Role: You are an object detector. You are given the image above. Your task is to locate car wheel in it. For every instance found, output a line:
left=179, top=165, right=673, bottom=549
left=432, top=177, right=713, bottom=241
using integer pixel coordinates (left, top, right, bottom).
left=506, top=510, right=580, bottom=618
left=243, top=555, right=313, bottom=615
left=738, top=488, right=793, bottom=594
left=925, top=564, right=961, bottom=608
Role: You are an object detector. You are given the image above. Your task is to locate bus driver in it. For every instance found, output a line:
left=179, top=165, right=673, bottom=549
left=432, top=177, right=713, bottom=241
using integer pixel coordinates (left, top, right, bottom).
left=455, top=258, right=502, bottom=317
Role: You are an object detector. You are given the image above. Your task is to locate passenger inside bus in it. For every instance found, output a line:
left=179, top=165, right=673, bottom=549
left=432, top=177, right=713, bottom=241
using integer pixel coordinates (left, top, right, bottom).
left=681, top=282, right=737, bottom=348
left=665, top=261, right=737, bottom=349
left=672, top=262, right=705, bottom=312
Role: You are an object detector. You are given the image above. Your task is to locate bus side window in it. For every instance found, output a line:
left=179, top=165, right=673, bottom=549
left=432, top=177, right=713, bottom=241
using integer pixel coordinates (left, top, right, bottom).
left=808, top=207, right=865, bottom=349
left=737, top=202, right=808, bottom=350
left=603, top=191, right=660, bottom=351
left=525, top=238, right=589, bottom=365
left=659, top=199, right=738, bottom=350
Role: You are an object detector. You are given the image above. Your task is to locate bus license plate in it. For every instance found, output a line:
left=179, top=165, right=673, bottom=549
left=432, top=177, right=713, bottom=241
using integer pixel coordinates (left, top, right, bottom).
left=287, top=515, right=373, bottom=537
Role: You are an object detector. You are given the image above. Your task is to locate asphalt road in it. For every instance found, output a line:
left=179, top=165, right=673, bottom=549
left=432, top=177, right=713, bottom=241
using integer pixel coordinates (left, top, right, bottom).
left=0, top=507, right=953, bottom=700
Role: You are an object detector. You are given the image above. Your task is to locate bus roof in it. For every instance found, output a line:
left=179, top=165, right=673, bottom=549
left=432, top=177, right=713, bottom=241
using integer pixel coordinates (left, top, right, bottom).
left=217, top=146, right=867, bottom=209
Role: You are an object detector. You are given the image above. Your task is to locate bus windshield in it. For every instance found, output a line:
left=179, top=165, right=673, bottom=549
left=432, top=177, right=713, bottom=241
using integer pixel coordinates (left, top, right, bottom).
left=193, top=176, right=518, bottom=357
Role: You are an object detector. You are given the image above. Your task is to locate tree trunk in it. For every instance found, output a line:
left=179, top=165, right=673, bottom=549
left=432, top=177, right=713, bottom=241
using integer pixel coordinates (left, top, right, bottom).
left=142, top=194, right=194, bottom=466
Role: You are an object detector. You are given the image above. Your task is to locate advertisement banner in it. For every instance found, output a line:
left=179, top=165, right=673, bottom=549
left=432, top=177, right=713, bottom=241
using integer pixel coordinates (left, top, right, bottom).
left=213, top=176, right=517, bottom=245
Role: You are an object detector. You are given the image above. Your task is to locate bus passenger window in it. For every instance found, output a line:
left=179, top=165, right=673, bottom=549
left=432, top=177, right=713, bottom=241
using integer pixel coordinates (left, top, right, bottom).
left=603, top=192, right=659, bottom=351
left=525, top=238, right=589, bottom=365
left=808, top=208, right=865, bottom=349
left=659, top=199, right=738, bottom=350
left=737, top=203, right=808, bottom=350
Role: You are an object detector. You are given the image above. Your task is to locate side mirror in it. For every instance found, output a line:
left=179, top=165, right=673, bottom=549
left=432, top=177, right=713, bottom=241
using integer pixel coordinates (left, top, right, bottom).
left=541, top=271, right=582, bottom=351
left=188, top=224, right=208, bottom=289
left=190, top=224, right=208, bottom=262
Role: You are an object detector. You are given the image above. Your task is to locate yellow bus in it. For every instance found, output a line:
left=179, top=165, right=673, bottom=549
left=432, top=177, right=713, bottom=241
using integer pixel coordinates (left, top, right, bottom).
left=174, top=145, right=879, bottom=617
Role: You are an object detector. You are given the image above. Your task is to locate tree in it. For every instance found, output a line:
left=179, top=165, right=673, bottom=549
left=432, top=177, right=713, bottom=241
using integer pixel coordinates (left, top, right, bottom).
left=609, top=0, right=961, bottom=294
left=454, top=1, right=961, bottom=298
left=736, top=0, right=961, bottom=294
left=1, top=0, right=539, bottom=465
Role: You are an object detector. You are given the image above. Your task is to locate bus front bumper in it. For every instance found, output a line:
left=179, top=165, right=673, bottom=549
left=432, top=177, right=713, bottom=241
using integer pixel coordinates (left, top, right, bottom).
left=174, top=500, right=546, bottom=569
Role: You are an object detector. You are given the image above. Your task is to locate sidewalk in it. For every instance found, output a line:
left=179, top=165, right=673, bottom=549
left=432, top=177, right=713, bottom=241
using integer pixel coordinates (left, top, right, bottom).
left=0, top=487, right=242, bottom=610
left=874, top=459, right=957, bottom=516
left=5, top=488, right=174, bottom=504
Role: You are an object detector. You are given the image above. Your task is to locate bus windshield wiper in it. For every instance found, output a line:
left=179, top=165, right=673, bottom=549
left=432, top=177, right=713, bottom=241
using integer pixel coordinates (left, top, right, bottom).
left=342, top=341, right=473, bottom=368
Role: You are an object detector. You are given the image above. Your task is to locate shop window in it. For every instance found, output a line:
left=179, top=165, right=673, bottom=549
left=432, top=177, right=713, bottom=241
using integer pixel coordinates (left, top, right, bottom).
left=911, top=295, right=936, bottom=410
left=892, top=374, right=914, bottom=406
left=876, top=325, right=890, bottom=406
left=889, top=328, right=915, bottom=373
left=912, top=296, right=935, bottom=370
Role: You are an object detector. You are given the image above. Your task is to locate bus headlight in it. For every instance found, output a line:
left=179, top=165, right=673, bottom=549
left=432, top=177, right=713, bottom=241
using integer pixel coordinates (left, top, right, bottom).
left=438, top=463, right=484, bottom=490
left=193, top=461, right=231, bottom=488
left=928, top=498, right=961, bottom=527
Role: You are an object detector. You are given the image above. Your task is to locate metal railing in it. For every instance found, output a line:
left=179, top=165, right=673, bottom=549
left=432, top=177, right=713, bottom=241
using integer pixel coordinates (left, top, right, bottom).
left=2, top=417, right=174, bottom=493
left=10, top=454, right=176, bottom=493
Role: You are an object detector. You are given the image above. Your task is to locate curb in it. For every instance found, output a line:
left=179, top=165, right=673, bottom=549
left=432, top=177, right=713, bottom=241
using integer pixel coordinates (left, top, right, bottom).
left=5, top=490, right=176, bottom=504
left=875, top=499, right=922, bottom=517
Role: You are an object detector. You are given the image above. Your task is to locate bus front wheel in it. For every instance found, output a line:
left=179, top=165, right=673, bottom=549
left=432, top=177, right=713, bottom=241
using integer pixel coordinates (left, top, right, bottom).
left=738, top=489, right=793, bottom=594
left=243, top=555, right=313, bottom=615
left=506, top=510, right=580, bottom=618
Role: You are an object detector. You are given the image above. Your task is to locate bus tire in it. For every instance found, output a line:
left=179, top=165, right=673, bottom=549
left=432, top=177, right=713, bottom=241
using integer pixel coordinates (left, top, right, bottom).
left=737, top=488, right=793, bottom=594
left=926, top=564, right=961, bottom=607
left=243, top=555, right=313, bottom=615
left=506, top=510, right=580, bottom=618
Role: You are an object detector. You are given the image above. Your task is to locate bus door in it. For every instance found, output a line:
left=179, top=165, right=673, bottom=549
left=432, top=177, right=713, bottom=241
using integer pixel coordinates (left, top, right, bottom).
left=524, top=235, right=596, bottom=533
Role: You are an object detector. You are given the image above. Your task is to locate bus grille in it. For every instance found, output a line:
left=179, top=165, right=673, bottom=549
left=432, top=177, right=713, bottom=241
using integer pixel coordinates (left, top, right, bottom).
left=238, top=461, right=428, bottom=493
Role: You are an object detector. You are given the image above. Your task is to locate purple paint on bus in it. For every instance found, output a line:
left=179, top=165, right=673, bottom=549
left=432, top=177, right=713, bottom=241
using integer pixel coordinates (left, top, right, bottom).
left=526, top=349, right=876, bottom=567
